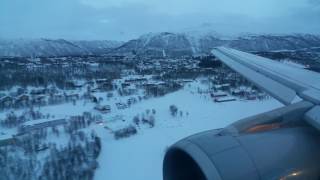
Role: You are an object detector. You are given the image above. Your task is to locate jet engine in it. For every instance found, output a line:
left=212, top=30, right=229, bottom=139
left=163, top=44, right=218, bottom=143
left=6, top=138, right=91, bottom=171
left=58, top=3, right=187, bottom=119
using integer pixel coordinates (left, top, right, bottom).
left=163, top=101, right=320, bottom=180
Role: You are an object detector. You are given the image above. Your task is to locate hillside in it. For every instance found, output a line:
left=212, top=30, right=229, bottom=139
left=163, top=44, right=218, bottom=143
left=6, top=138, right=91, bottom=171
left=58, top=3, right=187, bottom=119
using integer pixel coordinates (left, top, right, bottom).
left=113, top=32, right=320, bottom=57
left=1, top=33, right=320, bottom=58
left=0, top=38, right=123, bottom=57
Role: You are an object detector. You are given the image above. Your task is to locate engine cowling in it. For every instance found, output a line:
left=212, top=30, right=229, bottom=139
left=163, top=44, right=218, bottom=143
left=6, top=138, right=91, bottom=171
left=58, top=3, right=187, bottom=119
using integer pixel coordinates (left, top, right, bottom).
left=163, top=126, right=320, bottom=180
left=163, top=101, right=320, bottom=180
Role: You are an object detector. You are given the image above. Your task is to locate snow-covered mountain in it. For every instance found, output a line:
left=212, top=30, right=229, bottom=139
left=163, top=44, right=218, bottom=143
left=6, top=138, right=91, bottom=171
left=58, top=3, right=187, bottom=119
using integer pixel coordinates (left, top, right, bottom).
left=112, top=32, right=195, bottom=57
left=227, top=34, right=320, bottom=52
left=0, top=38, right=123, bottom=57
left=113, top=32, right=320, bottom=57
left=1, top=32, right=320, bottom=58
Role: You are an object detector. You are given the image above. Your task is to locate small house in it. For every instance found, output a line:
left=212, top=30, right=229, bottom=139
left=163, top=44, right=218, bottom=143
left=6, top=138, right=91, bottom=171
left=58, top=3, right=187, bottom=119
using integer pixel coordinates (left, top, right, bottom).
left=65, top=94, right=79, bottom=101
left=17, top=119, right=67, bottom=135
left=94, top=105, right=111, bottom=114
left=32, top=95, right=47, bottom=105
left=116, top=102, right=128, bottom=110
left=211, top=92, right=228, bottom=98
left=15, top=94, right=30, bottom=106
left=218, top=83, right=231, bottom=91
left=30, top=88, right=46, bottom=95
left=0, top=96, right=14, bottom=107
left=214, top=97, right=236, bottom=103
left=65, top=81, right=84, bottom=89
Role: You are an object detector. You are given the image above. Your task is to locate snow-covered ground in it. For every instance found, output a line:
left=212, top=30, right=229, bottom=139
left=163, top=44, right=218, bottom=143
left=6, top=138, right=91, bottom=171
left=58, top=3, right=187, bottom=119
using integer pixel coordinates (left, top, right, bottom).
left=93, top=83, right=282, bottom=180
left=0, top=80, right=283, bottom=180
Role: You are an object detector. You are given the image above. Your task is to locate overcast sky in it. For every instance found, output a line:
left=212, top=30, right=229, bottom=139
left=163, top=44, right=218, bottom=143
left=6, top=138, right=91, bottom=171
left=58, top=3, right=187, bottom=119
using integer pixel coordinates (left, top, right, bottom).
left=0, top=0, right=319, bottom=41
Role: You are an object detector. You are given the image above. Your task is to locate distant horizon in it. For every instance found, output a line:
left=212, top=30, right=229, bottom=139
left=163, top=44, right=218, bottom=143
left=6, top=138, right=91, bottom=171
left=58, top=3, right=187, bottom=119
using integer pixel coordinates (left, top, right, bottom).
left=1, top=29, right=320, bottom=42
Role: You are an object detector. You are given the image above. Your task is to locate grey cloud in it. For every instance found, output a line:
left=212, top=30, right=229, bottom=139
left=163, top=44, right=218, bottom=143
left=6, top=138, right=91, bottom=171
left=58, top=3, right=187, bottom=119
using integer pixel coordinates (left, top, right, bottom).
left=0, top=0, right=319, bottom=41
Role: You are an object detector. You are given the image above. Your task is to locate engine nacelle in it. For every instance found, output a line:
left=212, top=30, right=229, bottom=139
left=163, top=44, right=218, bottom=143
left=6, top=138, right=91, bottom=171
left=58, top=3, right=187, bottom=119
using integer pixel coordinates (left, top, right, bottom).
left=163, top=102, right=320, bottom=180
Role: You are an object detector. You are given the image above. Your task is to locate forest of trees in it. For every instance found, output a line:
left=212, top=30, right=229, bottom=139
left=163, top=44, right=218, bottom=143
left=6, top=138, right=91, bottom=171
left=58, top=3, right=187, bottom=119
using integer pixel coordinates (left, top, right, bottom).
left=0, top=119, right=101, bottom=180
left=0, top=57, right=133, bottom=90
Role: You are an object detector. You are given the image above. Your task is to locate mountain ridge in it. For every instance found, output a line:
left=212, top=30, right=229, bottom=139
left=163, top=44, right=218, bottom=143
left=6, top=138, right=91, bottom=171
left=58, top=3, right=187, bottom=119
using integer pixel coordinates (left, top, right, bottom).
left=112, top=32, right=320, bottom=57
left=1, top=33, right=320, bottom=57
left=0, top=38, right=123, bottom=57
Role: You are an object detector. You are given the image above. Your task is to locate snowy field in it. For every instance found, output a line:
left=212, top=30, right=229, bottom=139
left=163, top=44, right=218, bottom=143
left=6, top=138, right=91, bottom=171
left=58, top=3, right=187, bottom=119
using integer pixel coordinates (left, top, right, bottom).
left=92, top=84, right=282, bottom=180
left=0, top=80, right=283, bottom=180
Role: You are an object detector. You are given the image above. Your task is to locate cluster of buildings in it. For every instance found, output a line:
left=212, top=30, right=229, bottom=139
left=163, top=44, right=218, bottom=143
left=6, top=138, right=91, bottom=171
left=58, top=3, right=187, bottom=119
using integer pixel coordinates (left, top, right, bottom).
left=135, top=58, right=200, bottom=73
left=0, top=88, right=81, bottom=110
left=206, top=68, right=269, bottom=102
left=0, top=118, right=67, bottom=148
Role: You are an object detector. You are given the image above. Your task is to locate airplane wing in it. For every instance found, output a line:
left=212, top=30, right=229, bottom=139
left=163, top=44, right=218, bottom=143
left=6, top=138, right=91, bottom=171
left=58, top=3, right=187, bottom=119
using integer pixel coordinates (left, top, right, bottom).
left=211, top=47, right=320, bottom=105
left=212, top=47, right=320, bottom=130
